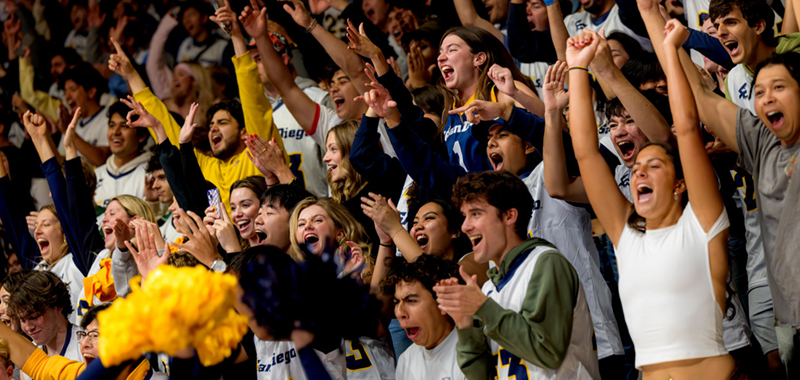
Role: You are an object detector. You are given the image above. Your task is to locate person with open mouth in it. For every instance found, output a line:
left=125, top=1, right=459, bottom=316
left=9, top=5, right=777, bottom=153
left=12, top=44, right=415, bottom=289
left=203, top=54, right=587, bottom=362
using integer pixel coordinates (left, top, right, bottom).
left=383, top=255, right=466, bottom=380
left=437, top=26, right=537, bottom=174
left=204, top=177, right=267, bottom=253
left=252, top=185, right=314, bottom=251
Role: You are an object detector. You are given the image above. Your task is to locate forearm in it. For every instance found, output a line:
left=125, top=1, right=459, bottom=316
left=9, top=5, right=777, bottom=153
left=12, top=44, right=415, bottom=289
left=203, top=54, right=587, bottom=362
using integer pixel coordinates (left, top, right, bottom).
left=548, top=2, right=569, bottom=62
left=683, top=29, right=735, bottom=70
left=456, top=327, right=497, bottom=380
left=232, top=54, right=286, bottom=158
left=664, top=46, right=699, bottom=134
left=146, top=15, right=178, bottom=99
left=787, top=0, right=799, bottom=34
left=0, top=322, right=37, bottom=370
left=309, top=25, right=370, bottom=94
left=543, top=109, right=576, bottom=199
left=111, top=246, right=137, bottom=297
left=86, top=27, right=104, bottom=64
left=29, top=135, right=58, bottom=164
left=42, top=158, right=90, bottom=275
left=136, top=87, right=183, bottom=147
left=73, top=135, right=110, bottom=166
left=453, top=0, right=504, bottom=42
left=392, top=230, right=423, bottom=262
left=506, top=88, right=545, bottom=118
left=477, top=252, right=577, bottom=369
left=18, top=58, right=60, bottom=120
left=569, top=71, right=602, bottom=162
left=600, top=68, right=674, bottom=144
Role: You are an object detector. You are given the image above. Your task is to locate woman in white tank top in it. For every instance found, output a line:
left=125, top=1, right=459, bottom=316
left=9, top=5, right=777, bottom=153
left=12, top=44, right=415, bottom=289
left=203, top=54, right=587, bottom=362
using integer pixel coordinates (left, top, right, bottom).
left=565, top=26, right=738, bottom=379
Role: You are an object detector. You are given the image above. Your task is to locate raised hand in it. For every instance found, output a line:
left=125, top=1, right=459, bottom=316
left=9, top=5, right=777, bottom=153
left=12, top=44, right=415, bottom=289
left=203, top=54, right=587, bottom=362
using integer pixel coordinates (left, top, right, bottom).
left=307, top=0, right=332, bottom=15
left=280, top=0, right=313, bottom=29
left=433, top=266, right=487, bottom=329
left=86, top=3, right=106, bottom=29
left=108, top=38, right=136, bottom=79
left=211, top=204, right=241, bottom=253
left=171, top=209, right=224, bottom=267
left=407, top=42, right=430, bottom=87
left=245, top=135, right=292, bottom=185
left=663, top=19, right=690, bottom=49
left=346, top=20, right=381, bottom=59
left=63, top=107, right=82, bottom=159
left=26, top=211, right=38, bottom=232
left=487, top=64, right=518, bottom=97
left=360, top=192, right=403, bottom=240
left=114, top=217, right=136, bottom=250
left=589, top=30, right=616, bottom=77
left=125, top=222, right=169, bottom=281
left=178, top=103, right=199, bottom=144
left=449, top=100, right=513, bottom=125
left=543, top=61, right=569, bottom=112
left=565, top=30, right=601, bottom=69
left=22, top=111, right=49, bottom=141
left=239, top=0, right=268, bottom=39
left=337, top=241, right=365, bottom=279
left=109, top=15, right=129, bottom=43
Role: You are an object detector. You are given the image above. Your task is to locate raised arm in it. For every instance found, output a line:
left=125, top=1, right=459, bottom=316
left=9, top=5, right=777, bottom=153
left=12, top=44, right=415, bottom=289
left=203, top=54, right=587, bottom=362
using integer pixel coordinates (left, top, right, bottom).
left=489, top=64, right=545, bottom=116
left=145, top=14, right=179, bottom=99
left=542, top=62, right=590, bottom=203
left=242, top=0, right=318, bottom=133
left=282, top=0, right=370, bottom=95
left=637, top=0, right=739, bottom=151
left=547, top=0, right=569, bottom=62
left=566, top=31, right=631, bottom=245
left=453, top=0, right=505, bottom=42
left=662, top=20, right=724, bottom=229
left=590, top=31, right=675, bottom=146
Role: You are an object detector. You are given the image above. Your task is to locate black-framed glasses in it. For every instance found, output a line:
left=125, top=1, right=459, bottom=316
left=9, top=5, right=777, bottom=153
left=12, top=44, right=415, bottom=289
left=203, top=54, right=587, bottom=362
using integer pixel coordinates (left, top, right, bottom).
left=77, top=331, right=99, bottom=343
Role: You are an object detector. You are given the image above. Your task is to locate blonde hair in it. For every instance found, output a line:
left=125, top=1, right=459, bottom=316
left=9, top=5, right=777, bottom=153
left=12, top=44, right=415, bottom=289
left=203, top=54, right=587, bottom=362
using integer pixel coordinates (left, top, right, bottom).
left=110, top=195, right=156, bottom=223
left=326, top=121, right=367, bottom=203
left=0, top=337, right=9, bottom=368
left=38, top=205, right=69, bottom=265
left=288, top=198, right=373, bottom=277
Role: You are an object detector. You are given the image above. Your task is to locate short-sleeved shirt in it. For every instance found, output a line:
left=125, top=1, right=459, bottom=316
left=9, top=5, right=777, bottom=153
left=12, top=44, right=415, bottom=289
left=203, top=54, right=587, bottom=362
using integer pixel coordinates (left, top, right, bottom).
left=395, top=329, right=465, bottom=380
left=57, top=106, right=110, bottom=157
left=736, top=107, right=800, bottom=327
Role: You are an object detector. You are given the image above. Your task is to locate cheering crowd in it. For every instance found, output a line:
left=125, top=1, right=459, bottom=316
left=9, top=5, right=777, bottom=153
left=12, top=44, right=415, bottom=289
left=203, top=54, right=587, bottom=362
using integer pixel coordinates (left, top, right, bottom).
left=0, top=0, right=798, bottom=378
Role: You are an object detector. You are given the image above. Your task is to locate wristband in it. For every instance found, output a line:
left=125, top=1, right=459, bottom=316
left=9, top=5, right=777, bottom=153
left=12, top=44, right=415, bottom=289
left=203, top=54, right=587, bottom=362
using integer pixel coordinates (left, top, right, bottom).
left=305, top=18, right=318, bottom=32
left=569, top=66, right=589, bottom=72
left=379, top=243, right=395, bottom=248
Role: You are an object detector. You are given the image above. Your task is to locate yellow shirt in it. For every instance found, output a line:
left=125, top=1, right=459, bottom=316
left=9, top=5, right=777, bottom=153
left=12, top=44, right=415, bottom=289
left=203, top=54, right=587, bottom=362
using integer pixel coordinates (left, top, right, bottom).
left=136, top=53, right=286, bottom=210
left=22, top=348, right=150, bottom=380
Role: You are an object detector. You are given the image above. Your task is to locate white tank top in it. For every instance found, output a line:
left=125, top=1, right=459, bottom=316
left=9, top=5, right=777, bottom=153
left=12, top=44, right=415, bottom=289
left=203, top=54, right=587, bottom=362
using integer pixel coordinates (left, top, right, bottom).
left=616, top=203, right=730, bottom=368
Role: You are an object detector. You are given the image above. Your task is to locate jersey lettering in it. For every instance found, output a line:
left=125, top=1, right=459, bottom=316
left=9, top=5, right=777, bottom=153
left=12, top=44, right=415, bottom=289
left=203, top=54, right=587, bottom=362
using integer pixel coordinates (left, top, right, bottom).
left=732, top=171, right=758, bottom=212
left=453, top=141, right=468, bottom=172
left=618, top=172, right=630, bottom=189
left=532, top=200, right=542, bottom=211
left=698, top=11, right=709, bottom=27
left=278, top=127, right=308, bottom=140
left=77, top=299, right=91, bottom=317
left=738, top=82, right=749, bottom=99
left=574, top=19, right=587, bottom=31
left=257, top=348, right=298, bottom=373
left=493, top=347, right=530, bottom=380
left=345, top=340, right=373, bottom=372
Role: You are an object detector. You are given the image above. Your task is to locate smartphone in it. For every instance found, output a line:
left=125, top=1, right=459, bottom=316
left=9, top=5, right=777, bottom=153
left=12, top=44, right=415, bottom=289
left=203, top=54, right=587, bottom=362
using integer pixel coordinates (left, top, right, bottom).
left=207, top=189, right=222, bottom=219
left=208, top=0, right=232, bottom=35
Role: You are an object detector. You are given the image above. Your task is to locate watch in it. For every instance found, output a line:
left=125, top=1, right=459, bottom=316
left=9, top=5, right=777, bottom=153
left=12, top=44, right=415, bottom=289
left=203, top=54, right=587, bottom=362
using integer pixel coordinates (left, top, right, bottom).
left=210, top=258, right=227, bottom=273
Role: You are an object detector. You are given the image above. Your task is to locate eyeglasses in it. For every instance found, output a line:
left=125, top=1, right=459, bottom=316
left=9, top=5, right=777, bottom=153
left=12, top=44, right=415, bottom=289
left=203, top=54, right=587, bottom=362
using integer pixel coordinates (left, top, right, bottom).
left=77, top=331, right=99, bottom=343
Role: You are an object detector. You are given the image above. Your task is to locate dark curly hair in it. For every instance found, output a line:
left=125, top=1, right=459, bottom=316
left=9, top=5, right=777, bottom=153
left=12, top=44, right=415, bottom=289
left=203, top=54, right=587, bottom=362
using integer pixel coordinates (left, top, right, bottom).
left=380, top=254, right=460, bottom=298
left=452, top=171, right=533, bottom=239
left=8, top=271, right=73, bottom=320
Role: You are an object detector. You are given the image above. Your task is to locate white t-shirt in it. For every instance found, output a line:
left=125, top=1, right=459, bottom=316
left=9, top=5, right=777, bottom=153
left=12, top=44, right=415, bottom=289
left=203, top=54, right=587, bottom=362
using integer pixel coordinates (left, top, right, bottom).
left=616, top=203, right=730, bottom=368
left=176, top=35, right=229, bottom=67
left=93, top=160, right=149, bottom=207
left=255, top=339, right=307, bottom=380
left=395, top=329, right=465, bottom=380
left=564, top=5, right=652, bottom=52
left=57, top=106, right=110, bottom=157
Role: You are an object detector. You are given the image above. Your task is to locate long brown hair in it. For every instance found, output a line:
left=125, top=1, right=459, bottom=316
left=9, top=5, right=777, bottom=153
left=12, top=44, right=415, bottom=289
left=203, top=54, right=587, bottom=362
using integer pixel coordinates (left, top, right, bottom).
left=437, top=26, right=536, bottom=134
left=326, top=121, right=367, bottom=202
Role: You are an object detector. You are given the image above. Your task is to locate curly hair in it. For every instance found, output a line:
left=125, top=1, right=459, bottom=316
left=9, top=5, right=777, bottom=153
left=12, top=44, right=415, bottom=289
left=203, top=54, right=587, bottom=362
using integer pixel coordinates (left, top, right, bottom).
left=8, top=271, right=73, bottom=320
left=452, top=171, right=533, bottom=239
left=380, top=254, right=460, bottom=298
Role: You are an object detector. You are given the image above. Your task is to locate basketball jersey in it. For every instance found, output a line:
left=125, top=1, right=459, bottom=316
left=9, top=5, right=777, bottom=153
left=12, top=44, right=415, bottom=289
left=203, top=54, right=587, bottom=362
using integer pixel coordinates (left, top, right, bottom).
left=518, top=61, right=549, bottom=97
left=319, top=337, right=396, bottom=380
left=396, top=175, right=415, bottom=231
left=730, top=169, right=768, bottom=290
left=725, top=64, right=756, bottom=115
left=270, top=81, right=331, bottom=198
left=34, top=255, right=84, bottom=325
left=395, top=329, right=465, bottom=380
left=523, top=164, right=624, bottom=360
left=482, top=245, right=600, bottom=380
left=615, top=164, right=633, bottom=204
left=255, top=339, right=308, bottom=380
left=564, top=5, right=652, bottom=52
left=443, top=92, right=495, bottom=173
left=93, top=160, right=149, bottom=207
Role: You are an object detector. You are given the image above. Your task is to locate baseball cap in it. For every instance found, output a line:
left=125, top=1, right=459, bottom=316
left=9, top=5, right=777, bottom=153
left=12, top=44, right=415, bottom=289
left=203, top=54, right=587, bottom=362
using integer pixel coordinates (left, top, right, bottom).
left=248, top=32, right=292, bottom=58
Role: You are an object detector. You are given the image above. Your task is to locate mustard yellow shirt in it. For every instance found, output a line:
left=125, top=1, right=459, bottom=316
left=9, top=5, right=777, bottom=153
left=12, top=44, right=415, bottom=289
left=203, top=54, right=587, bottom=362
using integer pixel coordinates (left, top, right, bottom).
left=136, top=53, right=286, bottom=210
left=22, top=348, right=150, bottom=380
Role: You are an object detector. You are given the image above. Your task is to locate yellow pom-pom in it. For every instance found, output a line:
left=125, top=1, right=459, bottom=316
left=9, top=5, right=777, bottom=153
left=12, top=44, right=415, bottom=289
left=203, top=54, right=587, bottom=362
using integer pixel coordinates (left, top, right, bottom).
left=98, top=266, right=247, bottom=366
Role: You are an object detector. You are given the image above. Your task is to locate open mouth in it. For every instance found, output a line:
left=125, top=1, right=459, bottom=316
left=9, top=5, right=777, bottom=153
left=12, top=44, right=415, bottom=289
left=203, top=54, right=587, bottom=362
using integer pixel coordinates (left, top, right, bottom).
left=441, top=66, right=455, bottom=82
left=528, top=20, right=536, bottom=30
left=469, top=234, right=483, bottom=248
left=103, top=226, right=113, bottom=236
left=328, top=164, right=338, bottom=176
left=415, top=234, right=429, bottom=249
left=333, top=97, right=345, bottom=110
left=111, top=138, right=123, bottom=146
left=365, top=8, right=376, bottom=21
left=211, top=134, right=223, bottom=148
left=236, top=220, right=251, bottom=233
left=83, top=353, right=96, bottom=365
left=767, top=111, right=785, bottom=129
left=304, top=233, right=320, bottom=246
left=723, top=41, right=739, bottom=56
left=255, top=229, right=267, bottom=245
left=405, top=327, right=420, bottom=339
left=617, top=141, right=635, bottom=159
left=636, top=184, right=653, bottom=203
left=0, top=316, right=10, bottom=326
left=37, top=238, right=50, bottom=252
left=489, top=152, right=504, bottom=171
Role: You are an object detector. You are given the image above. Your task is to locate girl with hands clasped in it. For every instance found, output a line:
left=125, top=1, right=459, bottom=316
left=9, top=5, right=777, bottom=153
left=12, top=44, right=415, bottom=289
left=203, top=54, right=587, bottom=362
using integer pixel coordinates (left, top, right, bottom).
left=567, top=28, right=737, bottom=379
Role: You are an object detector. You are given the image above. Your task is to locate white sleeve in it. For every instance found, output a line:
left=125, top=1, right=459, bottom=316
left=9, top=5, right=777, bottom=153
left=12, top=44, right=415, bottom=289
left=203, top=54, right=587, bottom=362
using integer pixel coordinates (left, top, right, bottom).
left=110, top=246, right=138, bottom=297
left=309, top=103, right=342, bottom=148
